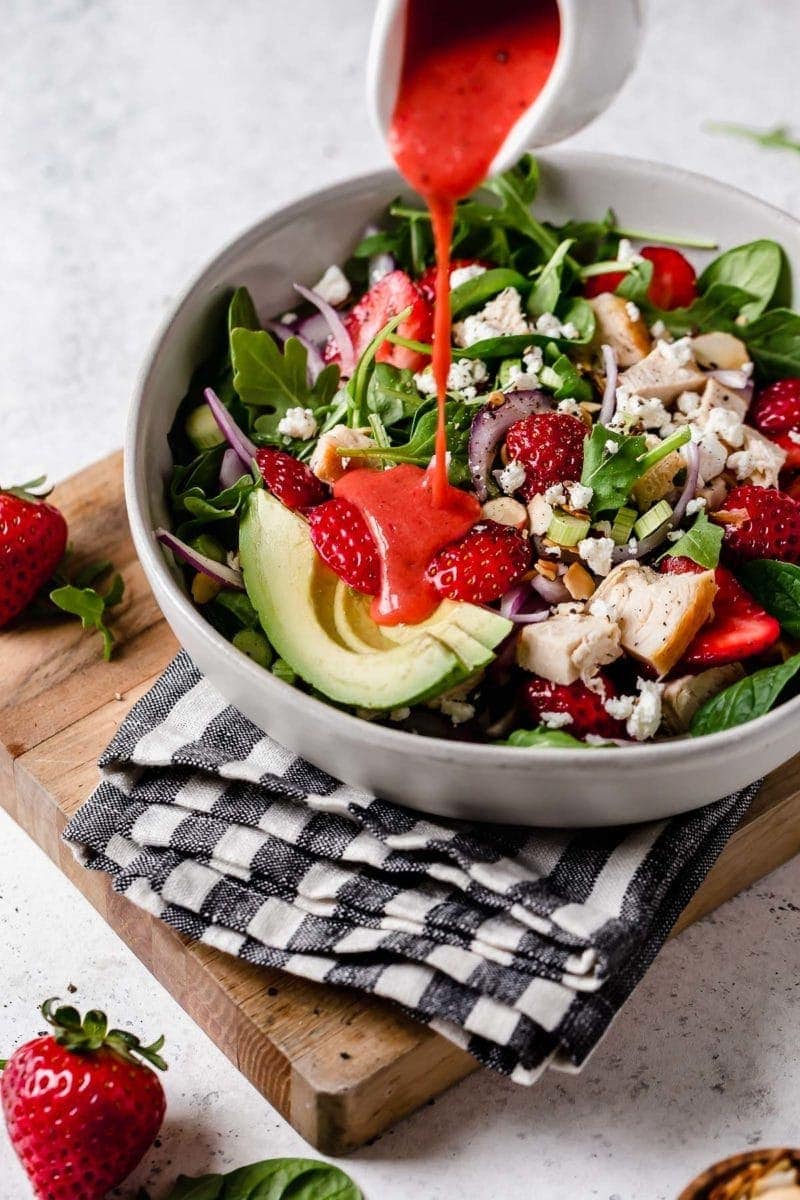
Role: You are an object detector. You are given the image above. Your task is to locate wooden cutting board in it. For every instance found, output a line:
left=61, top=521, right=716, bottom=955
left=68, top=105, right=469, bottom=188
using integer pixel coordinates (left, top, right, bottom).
left=2, top=450, right=800, bottom=1154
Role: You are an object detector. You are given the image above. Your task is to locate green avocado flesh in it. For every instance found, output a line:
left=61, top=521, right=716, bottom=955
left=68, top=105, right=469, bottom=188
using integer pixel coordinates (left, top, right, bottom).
left=239, top=490, right=513, bottom=710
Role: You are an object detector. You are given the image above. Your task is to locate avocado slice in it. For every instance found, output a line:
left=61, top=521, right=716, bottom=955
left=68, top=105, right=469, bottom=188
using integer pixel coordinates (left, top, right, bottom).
left=239, top=490, right=512, bottom=710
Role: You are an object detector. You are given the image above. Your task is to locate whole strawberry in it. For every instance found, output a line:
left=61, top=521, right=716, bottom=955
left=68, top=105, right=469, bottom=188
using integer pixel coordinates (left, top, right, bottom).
left=308, top=497, right=380, bottom=594
left=0, top=479, right=68, bottom=627
left=427, top=520, right=530, bottom=603
left=751, top=377, right=800, bottom=469
left=522, top=673, right=626, bottom=741
left=255, top=447, right=327, bottom=510
left=719, top=485, right=800, bottom=564
left=2, top=999, right=167, bottom=1200
left=504, top=412, right=586, bottom=499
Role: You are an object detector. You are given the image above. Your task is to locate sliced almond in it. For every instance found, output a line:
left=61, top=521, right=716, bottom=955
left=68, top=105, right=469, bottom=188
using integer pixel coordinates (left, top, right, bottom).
left=481, top=496, right=528, bottom=529
left=534, top=558, right=559, bottom=581
left=563, top=562, right=596, bottom=601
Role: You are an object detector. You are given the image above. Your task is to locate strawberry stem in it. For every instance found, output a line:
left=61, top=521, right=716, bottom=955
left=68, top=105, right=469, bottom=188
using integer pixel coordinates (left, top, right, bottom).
left=1, top=475, right=54, bottom=502
left=41, top=998, right=168, bottom=1071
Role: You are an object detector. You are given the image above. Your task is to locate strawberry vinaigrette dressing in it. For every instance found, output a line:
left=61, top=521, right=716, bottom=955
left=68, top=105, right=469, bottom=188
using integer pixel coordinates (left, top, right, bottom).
left=338, top=0, right=560, bottom=625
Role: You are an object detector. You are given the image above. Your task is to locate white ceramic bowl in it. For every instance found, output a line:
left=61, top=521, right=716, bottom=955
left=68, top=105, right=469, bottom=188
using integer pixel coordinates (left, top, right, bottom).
left=126, top=150, right=800, bottom=827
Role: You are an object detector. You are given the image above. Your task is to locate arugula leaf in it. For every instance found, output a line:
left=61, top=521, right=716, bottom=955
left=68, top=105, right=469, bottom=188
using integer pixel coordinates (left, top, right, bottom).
left=738, top=559, right=800, bottom=636
left=549, top=209, right=617, bottom=264
left=503, top=728, right=595, bottom=749
left=50, top=574, right=125, bottom=662
left=231, top=329, right=340, bottom=438
left=739, top=308, right=800, bottom=379
left=707, top=121, right=800, bottom=155
left=480, top=155, right=558, bottom=258
left=166, top=1157, right=361, bottom=1200
left=348, top=305, right=413, bottom=424
left=527, top=239, right=575, bottom=318
left=450, top=268, right=529, bottom=317
left=538, top=349, right=592, bottom=403
left=662, top=511, right=724, bottom=569
left=580, top=424, right=648, bottom=516
left=346, top=400, right=474, bottom=483
left=366, top=362, right=424, bottom=427
left=228, top=286, right=261, bottom=334
left=176, top=475, right=255, bottom=540
left=697, top=240, right=789, bottom=320
left=691, top=653, right=800, bottom=737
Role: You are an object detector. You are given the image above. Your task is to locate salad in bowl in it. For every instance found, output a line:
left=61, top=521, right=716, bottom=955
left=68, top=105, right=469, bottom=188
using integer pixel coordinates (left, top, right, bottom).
left=157, top=155, right=800, bottom=753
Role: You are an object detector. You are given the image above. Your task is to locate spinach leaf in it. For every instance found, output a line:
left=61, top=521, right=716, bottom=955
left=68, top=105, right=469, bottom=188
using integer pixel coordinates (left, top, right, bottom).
left=549, top=209, right=617, bottom=264
left=538, top=350, right=592, bottom=403
left=662, top=511, right=724, bottom=569
left=166, top=1157, right=361, bottom=1200
left=479, top=155, right=558, bottom=258
left=50, top=572, right=125, bottom=662
left=450, top=268, right=529, bottom=317
left=580, top=424, right=648, bottom=516
left=740, top=308, right=800, bottom=379
left=454, top=307, right=595, bottom=360
left=615, top=258, right=653, bottom=304
left=697, top=239, right=788, bottom=320
left=346, top=400, right=474, bottom=483
left=527, top=239, right=575, bottom=318
left=503, top=728, right=603, bottom=749
left=231, top=329, right=340, bottom=438
left=738, top=559, right=800, bottom=635
left=691, top=653, right=800, bottom=737
left=366, top=362, right=424, bottom=427
left=170, top=447, right=226, bottom=513
left=228, top=286, right=261, bottom=334
left=348, top=306, right=413, bottom=424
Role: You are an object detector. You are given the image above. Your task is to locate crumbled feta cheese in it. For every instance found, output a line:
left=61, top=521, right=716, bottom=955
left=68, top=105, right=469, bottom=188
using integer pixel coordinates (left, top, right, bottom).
left=614, top=391, right=673, bottom=433
left=539, top=711, right=574, bottom=729
left=506, top=348, right=544, bottom=391
left=560, top=321, right=579, bottom=340
left=450, top=263, right=487, bottom=290
left=657, top=337, right=694, bottom=366
left=627, top=537, right=639, bottom=555
left=312, top=264, right=350, bottom=306
left=523, top=347, right=544, bottom=373
left=705, top=407, right=744, bottom=447
left=677, top=390, right=703, bottom=420
left=440, top=698, right=476, bottom=725
left=557, top=397, right=584, bottom=417
left=528, top=494, right=554, bottom=535
left=414, top=357, right=488, bottom=400
left=280, top=311, right=298, bottom=325
left=604, top=439, right=620, bottom=456
left=685, top=496, right=707, bottom=517
left=535, top=312, right=563, bottom=337
left=389, top=707, right=411, bottom=722
left=650, top=319, right=667, bottom=339
left=603, top=694, right=636, bottom=721
left=567, top=481, right=593, bottom=510
left=627, top=679, right=663, bottom=741
left=617, top=238, right=644, bottom=265
left=453, top=287, right=529, bottom=347
left=666, top=530, right=683, bottom=542
left=496, top=459, right=527, bottom=496
left=544, top=483, right=567, bottom=507
left=543, top=544, right=562, bottom=558
left=625, top=301, right=641, bottom=322
left=577, top=536, right=615, bottom=577
left=277, top=406, right=318, bottom=440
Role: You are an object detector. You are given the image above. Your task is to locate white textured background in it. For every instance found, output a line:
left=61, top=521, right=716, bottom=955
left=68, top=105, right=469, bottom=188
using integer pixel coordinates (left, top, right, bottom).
left=1, top=2, right=799, bottom=1197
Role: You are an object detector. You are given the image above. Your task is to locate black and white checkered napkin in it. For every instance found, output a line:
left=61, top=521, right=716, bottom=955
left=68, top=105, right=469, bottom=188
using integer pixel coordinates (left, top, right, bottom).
left=64, top=652, right=757, bottom=1084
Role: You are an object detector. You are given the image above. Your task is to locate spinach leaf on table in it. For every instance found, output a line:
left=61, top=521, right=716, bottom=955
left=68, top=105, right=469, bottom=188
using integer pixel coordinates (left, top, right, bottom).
left=165, top=1157, right=361, bottom=1200
left=691, top=653, right=800, bottom=737
left=738, top=559, right=800, bottom=636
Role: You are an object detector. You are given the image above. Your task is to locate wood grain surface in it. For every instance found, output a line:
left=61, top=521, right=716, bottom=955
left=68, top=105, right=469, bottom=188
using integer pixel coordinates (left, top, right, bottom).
left=1, top=452, right=799, bottom=1153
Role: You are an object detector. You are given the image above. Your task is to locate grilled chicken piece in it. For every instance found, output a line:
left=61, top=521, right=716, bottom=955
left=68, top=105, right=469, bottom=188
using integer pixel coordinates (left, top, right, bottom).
left=590, top=560, right=717, bottom=677
left=676, top=377, right=751, bottom=426
left=589, top=293, right=652, bottom=367
left=618, top=343, right=706, bottom=404
left=516, top=610, right=622, bottom=685
left=310, top=425, right=375, bottom=484
left=661, top=664, right=745, bottom=733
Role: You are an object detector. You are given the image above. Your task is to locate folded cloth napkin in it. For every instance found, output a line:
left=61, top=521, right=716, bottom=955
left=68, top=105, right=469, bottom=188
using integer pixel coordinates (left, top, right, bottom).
left=64, top=652, right=757, bottom=1084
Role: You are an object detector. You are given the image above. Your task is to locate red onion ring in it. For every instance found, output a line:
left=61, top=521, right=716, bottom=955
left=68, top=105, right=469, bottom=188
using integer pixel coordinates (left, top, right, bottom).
left=468, top=389, right=553, bottom=502
left=530, top=573, right=571, bottom=605
left=264, top=320, right=325, bottom=384
left=672, top=438, right=701, bottom=525
left=204, top=388, right=256, bottom=467
left=599, top=344, right=618, bottom=425
left=296, top=312, right=330, bottom=346
left=219, top=447, right=246, bottom=491
left=156, top=528, right=245, bottom=590
left=294, top=282, right=355, bottom=376
left=499, top=581, right=551, bottom=624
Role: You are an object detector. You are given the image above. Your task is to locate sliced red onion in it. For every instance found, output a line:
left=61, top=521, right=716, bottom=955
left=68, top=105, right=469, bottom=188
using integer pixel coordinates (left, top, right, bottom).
left=204, top=387, right=256, bottom=468
left=296, top=311, right=331, bottom=346
left=599, top=344, right=618, bottom=425
left=219, top=448, right=246, bottom=490
left=499, top=581, right=550, bottom=624
left=156, top=528, right=245, bottom=590
left=468, top=390, right=553, bottom=502
left=530, top=573, right=571, bottom=605
left=294, top=282, right=355, bottom=376
left=672, top=438, right=701, bottom=525
left=264, top=320, right=325, bottom=384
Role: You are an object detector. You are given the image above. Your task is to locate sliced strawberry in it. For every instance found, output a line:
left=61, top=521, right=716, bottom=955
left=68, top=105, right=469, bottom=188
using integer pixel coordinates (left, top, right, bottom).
left=417, top=257, right=490, bottom=302
left=323, top=270, right=433, bottom=374
left=584, top=245, right=697, bottom=310
left=254, top=447, right=327, bottom=511
left=427, top=520, right=530, bottom=604
left=308, top=497, right=380, bottom=595
left=521, top=673, right=626, bottom=741
left=504, top=411, right=586, bottom=500
left=717, top=484, right=800, bottom=564
left=752, top=378, right=800, bottom=469
left=660, top=556, right=780, bottom=667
